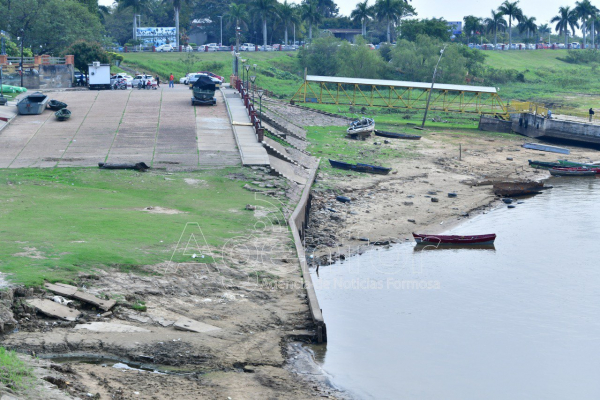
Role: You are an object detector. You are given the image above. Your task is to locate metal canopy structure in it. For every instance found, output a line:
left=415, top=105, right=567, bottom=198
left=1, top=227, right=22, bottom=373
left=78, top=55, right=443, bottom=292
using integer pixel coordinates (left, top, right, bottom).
left=291, top=75, right=509, bottom=117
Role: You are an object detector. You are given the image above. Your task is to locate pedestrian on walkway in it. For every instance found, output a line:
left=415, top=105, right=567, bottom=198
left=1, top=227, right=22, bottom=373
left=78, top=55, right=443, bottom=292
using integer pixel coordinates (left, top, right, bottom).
left=589, top=108, right=595, bottom=122
left=156, top=75, right=160, bottom=88
left=169, top=73, right=174, bottom=88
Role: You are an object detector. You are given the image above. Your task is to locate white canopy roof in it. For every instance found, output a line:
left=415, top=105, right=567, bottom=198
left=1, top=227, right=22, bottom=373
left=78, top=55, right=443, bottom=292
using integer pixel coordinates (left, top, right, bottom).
left=306, top=75, right=497, bottom=94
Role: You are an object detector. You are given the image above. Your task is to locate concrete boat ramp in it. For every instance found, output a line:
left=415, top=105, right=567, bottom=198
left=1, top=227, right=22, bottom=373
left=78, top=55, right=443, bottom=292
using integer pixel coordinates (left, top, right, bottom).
left=0, top=85, right=269, bottom=169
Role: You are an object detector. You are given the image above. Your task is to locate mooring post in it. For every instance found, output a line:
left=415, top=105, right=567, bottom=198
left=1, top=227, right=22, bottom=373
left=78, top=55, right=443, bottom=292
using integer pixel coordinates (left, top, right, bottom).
left=459, top=144, right=462, bottom=161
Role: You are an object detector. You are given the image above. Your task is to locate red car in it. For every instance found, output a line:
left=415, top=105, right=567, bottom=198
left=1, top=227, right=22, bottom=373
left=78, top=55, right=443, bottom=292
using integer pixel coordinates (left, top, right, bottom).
left=197, top=71, right=224, bottom=82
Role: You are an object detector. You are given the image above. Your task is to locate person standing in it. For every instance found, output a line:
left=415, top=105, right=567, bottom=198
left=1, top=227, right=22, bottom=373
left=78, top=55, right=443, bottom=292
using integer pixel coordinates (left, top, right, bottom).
left=589, top=108, right=595, bottom=122
left=169, top=73, right=174, bottom=88
left=156, top=75, right=160, bottom=88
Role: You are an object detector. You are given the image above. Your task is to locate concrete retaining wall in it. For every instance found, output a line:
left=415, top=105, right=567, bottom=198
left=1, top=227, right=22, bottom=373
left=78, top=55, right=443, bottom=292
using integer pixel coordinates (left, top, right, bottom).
left=511, top=113, right=600, bottom=144
left=479, top=116, right=512, bottom=133
left=288, top=162, right=326, bottom=343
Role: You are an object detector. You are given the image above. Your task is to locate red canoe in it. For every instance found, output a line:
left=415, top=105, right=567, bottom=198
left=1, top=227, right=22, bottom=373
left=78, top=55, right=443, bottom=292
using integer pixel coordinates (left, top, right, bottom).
left=413, top=233, right=497, bottom=245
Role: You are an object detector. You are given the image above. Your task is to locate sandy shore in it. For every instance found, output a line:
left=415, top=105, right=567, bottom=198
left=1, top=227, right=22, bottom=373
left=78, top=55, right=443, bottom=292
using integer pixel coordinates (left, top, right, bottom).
left=304, top=127, right=600, bottom=260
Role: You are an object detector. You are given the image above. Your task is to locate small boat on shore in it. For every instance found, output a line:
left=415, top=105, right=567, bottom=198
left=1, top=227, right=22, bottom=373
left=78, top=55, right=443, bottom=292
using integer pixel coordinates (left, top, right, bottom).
left=328, top=159, right=391, bottom=175
left=374, top=130, right=421, bottom=140
left=47, top=100, right=68, bottom=111
left=549, top=167, right=597, bottom=177
left=54, top=108, right=71, bottom=121
left=493, top=181, right=545, bottom=196
left=557, top=159, right=600, bottom=168
left=413, top=233, right=496, bottom=245
left=347, top=118, right=374, bottom=135
left=523, top=143, right=570, bottom=155
left=528, top=160, right=563, bottom=170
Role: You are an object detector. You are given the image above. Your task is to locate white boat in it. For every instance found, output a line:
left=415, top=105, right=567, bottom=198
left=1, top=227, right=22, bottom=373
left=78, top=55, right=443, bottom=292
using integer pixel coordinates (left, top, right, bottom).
left=347, top=118, right=375, bottom=135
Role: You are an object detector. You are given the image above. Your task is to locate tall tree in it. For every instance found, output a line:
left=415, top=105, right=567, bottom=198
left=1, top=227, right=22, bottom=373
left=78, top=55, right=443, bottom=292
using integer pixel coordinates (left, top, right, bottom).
left=163, top=0, right=191, bottom=48
left=351, top=0, right=373, bottom=37
left=484, top=10, right=506, bottom=46
left=518, top=16, right=537, bottom=40
left=226, top=3, right=249, bottom=51
left=374, top=0, right=415, bottom=43
left=538, top=23, right=551, bottom=44
left=588, top=11, right=600, bottom=47
left=301, top=0, right=322, bottom=42
left=117, top=0, right=151, bottom=44
left=575, top=0, right=598, bottom=48
left=278, top=0, right=298, bottom=45
left=498, top=1, right=523, bottom=47
left=551, top=6, right=579, bottom=47
left=463, top=15, right=483, bottom=44
left=251, top=0, right=278, bottom=47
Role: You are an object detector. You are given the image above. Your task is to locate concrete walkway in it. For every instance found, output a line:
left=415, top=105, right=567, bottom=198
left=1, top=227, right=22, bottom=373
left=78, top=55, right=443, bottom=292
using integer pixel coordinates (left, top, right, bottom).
left=221, top=86, right=269, bottom=166
left=0, top=86, right=240, bottom=169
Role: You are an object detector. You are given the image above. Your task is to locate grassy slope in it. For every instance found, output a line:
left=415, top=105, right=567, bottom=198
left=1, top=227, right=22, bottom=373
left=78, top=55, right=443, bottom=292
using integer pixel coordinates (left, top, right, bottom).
left=0, top=347, right=33, bottom=390
left=0, top=167, right=266, bottom=286
left=122, top=52, right=303, bottom=98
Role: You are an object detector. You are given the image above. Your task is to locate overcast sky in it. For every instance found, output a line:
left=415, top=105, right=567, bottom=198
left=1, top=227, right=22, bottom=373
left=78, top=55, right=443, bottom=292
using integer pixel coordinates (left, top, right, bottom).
left=99, top=0, right=578, bottom=33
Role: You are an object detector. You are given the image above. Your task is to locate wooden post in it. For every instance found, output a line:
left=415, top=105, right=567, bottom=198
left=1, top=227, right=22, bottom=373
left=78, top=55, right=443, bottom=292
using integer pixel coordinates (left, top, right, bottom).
left=459, top=144, right=462, bottom=161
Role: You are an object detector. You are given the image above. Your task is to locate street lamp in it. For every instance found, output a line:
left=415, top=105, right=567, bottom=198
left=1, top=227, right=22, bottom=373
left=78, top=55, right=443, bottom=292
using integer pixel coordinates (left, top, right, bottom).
left=257, top=89, right=264, bottom=127
left=218, top=16, right=223, bottom=46
left=18, top=31, right=24, bottom=88
left=421, top=45, right=447, bottom=129
left=250, top=75, right=256, bottom=104
left=244, top=64, right=250, bottom=92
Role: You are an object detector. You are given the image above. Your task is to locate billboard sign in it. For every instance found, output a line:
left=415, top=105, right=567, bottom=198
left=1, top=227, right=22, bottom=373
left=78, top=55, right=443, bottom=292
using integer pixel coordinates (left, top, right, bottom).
left=136, top=27, right=176, bottom=46
left=447, top=21, right=462, bottom=36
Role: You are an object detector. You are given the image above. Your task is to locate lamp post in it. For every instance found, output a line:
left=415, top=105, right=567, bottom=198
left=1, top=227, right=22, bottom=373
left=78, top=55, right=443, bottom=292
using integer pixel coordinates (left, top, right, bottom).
left=218, top=16, right=223, bottom=46
left=421, top=45, right=447, bottom=129
left=257, top=89, right=264, bottom=127
left=250, top=75, right=256, bottom=105
left=244, top=64, right=250, bottom=93
left=18, top=31, right=24, bottom=88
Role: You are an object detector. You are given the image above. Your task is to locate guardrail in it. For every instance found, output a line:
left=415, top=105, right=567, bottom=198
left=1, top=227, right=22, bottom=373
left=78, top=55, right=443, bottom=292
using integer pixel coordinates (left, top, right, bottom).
left=235, top=78, right=264, bottom=142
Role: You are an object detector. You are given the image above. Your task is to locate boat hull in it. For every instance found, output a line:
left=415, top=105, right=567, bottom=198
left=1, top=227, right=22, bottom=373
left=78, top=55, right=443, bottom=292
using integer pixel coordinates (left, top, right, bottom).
left=328, top=159, right=391, bottom=175
left=493, top=181, right=544, bottom=196
left=549, top=168, right=597, bottom=176
left=413, top=233, right=496, bottom=245
left=374, top=130, right=421, bottom=140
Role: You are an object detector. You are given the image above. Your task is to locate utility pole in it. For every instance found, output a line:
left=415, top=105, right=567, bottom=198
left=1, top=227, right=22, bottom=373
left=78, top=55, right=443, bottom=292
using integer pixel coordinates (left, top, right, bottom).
left=218, top=16, right=223, bottom=46
left=421, top=45, right=447, bottom=129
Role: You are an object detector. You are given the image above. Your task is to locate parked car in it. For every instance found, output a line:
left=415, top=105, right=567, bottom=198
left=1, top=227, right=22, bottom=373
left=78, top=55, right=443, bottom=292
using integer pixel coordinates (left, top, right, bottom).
left=156, top=44, right=174, bottom=52
left=570, top=42, right=581, bottom=49
left=557, top=43, right=566, bottom=49
left=74, top=71, right=87, bottom=85
left=366, top=43, right=376, bottom=50
left=527, top=43, right=536, bottom=50
left=111, top=74, right=133, bottom=87
left=181, top=45, right=193, bottom=52
left=188, top=73, right=221, bottom=88
left=132, top=74, right=156, bottom=87
left=196, top=71, right=224, bottom=82
left=240, top=43, right=256, bottom=51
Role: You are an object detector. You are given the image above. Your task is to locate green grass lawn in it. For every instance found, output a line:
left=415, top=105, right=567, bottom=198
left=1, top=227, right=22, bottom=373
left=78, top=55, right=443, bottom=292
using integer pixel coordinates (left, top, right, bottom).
left=0, top=167, right=268, bottom=286
left=484, top=50, right=571, bottom=71
left=122, top=51, right=303, bottom=98
left=0, top=347, right=33, bottom=391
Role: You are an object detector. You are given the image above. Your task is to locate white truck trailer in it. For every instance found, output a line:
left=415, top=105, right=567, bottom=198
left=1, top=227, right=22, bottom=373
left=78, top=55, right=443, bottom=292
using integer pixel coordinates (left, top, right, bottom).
left=88, top=61, right=111, bottom=90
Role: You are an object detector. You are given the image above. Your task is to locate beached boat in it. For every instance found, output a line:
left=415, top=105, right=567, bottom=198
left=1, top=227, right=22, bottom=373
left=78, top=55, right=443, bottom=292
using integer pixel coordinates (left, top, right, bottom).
left=549, top=167, right=596, bottom=177
left=522, top=143, right=570, bottom=155
left=47, top=100, right=67, bottom=111
left=493, top=181, right=545, bottom=196
left=328, top=159, right=391, bottom=175
left=347, top=118, right=374, bottom=135
left=557, top=159, right=600, bottom=168
left=54, top=108, right=71, bottom=121
left=413, top=233, right=496, bottom=245
left=374, top=130, right=421, bottom=140
left=528, top=160, right=563, bottom=170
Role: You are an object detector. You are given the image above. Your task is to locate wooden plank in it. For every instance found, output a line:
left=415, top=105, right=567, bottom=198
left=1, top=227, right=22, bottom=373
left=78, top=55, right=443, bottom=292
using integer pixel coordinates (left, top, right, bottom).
left=72, top=291, right=116, bottom=311
left=27, top=299, right=81, bottom=321
left=44, top=282, right=78, bottom=297
left=173, top=317, right=220, bottom=333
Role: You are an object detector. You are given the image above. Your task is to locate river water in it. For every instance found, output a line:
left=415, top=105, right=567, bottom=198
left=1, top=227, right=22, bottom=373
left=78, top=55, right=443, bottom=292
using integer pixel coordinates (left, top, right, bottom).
left=310, top=177, right=600, bottom=400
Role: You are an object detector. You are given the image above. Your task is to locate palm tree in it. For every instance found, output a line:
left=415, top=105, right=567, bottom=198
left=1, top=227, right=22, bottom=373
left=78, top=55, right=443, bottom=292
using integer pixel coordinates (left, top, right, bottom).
left=498, top=1, right=523, bottom=47
left=375, top=0, right=414, bottom=43
left=301, top=0, right=321, bottom=42
left=464, top=15, right=484, bottom=44
left=538, top=23, right=551, bottom=44
left=518, top=16, right=537, bottom=41
left=251, top=0, right=279, bottom=48
left=484, top=10, right=506, bottom=46
left=575, top=0, right=598, bottom=48
left=552, top=6, right=580, bottom=47
left=278, top=1, right=299, bottom=45
left=163, top=0, right=191, bottom=48
left=226, top=3, right=249, bottom=52
left=589, top=12, right=600, bottom=47
left=351, top=0, right=373, bottom=38
left=118, top=0, right=152, bottom=44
